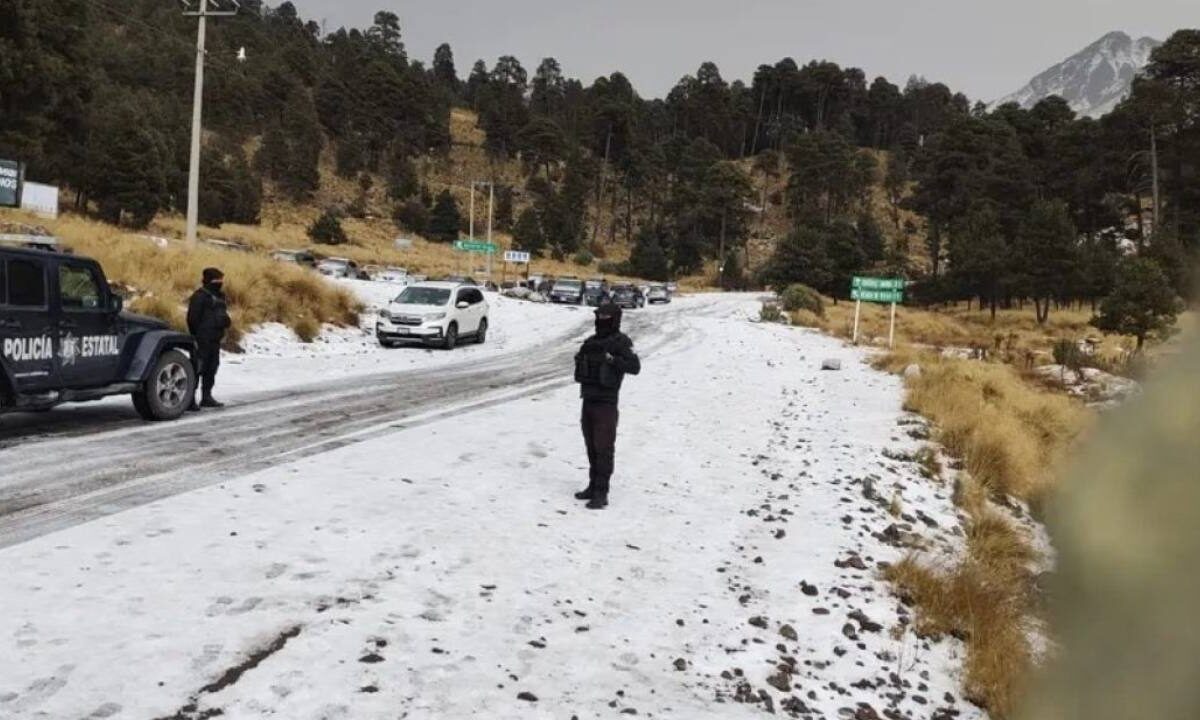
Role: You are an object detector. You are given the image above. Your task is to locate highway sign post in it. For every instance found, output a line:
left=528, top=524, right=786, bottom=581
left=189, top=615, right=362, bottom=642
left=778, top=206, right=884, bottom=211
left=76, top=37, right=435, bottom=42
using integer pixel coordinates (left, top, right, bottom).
left=501, top=250, right=531, bottom=284
left=850, top=276, right=906, bottom=347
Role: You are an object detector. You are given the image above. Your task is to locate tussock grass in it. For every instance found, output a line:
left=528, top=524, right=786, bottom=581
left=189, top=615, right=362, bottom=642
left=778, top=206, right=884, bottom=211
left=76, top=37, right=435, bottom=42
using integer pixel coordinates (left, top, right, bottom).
left=887, top=506, right=1035, bottom=718
left=875, top=348, right=1090, bottom=718
left=4, top=210, right=361, bottom=345
left=899, top=354, right=1087, bottom=504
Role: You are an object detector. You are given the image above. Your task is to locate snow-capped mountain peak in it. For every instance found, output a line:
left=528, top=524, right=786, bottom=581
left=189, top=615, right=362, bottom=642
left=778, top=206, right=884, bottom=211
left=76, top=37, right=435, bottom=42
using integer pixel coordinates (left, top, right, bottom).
left=994, top=31, right=1161, bottom=118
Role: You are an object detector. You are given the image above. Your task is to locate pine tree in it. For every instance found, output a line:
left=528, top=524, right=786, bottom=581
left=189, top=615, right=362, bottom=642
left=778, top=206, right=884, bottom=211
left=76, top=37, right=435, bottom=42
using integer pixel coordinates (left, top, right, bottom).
left=1092, top=257, right=1181, bottom=350
left=626, top=227, right=671, bottom=281
left=428, top=190, right=462, bottom=243
left=512, top=207, right=545, bottom=256
left=393, top=198, right=429, bottom=234
left=432, top=43, right=460, bottom=96
left=308, top=208, right=348, bottom=245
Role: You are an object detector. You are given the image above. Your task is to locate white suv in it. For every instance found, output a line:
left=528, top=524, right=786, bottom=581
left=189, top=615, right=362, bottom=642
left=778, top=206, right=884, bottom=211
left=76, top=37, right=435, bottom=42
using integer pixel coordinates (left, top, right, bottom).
left=376, top=282, right=489, bottom=350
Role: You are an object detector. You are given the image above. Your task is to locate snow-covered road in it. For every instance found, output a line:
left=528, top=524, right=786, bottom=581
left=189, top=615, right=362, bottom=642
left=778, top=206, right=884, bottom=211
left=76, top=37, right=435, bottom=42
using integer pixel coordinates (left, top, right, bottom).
left=0, top=294, right=984, bottom=720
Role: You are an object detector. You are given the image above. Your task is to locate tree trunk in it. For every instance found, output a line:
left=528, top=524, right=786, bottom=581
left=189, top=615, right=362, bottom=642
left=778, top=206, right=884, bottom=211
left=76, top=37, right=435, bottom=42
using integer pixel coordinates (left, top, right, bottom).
left=752, top=86, right=767, bottom=155
left=592, top=126, right=612, bottom=244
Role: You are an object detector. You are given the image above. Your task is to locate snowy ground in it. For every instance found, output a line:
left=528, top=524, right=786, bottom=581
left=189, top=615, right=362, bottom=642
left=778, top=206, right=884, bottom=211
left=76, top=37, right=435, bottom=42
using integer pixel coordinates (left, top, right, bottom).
left=0, top=293, right=985, bottom=720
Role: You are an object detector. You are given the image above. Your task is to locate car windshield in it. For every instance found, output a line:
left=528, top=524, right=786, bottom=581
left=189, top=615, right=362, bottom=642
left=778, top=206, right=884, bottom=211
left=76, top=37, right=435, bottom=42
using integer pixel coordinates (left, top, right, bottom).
left=394, top=287, right=451, bottom=305
left=556, top=280, right=581, bottom=289
left=321, top=260, right=347, bottom=268
left=585, top=281, right=604, bottom=289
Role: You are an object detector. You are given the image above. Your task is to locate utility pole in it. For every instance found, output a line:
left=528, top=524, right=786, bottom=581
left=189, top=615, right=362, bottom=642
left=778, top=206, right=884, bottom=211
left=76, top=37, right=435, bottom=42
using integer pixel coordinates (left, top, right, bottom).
left=486, top=182, right=494, bottom=281
left=183, top=0, right=239, bottom=246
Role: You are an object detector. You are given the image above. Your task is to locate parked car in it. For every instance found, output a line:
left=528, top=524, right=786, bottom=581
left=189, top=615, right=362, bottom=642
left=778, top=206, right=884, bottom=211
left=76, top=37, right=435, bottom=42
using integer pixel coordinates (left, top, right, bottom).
left=441, top=275, right=479, bottom=286
left=317, top=257, right=361, bottom=279
left=549, top=277, right=584, bottom=304
left=1, top=246, right=197, bottom=421
left=666, top=282, right=679, bottom=294
left=610, top=284, right=646, bottom=309
left=647, top=284, right=671, bottom=304
left=583, top=278, right=610, bottom=306
left=376, top=266, right=410, bottom=284
left=376, top=282, right=489, bottom=350
left=272, top=249, right=317, bottom=269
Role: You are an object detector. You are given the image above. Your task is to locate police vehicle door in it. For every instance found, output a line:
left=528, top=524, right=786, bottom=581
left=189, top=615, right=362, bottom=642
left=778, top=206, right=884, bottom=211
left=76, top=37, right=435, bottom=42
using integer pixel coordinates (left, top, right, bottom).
left=56, top=261, right=122, bottom=387
left=0, top=255, right=58, bottom=392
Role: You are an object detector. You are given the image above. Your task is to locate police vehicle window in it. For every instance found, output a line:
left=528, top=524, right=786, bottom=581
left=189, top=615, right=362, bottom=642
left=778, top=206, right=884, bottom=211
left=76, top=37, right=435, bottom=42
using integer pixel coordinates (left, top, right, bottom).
left=59, top=265, right=102, bottom=310
left=6, top=259, right=46, bottom=307
left=467, top=289, right=483, bottom=305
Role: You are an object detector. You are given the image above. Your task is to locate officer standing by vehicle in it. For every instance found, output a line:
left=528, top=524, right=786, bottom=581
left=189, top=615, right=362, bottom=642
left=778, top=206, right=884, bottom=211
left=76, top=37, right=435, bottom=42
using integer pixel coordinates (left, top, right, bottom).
left=574, top=300, right=640, bottom=509
left=187, top=268, right=231, bottom=410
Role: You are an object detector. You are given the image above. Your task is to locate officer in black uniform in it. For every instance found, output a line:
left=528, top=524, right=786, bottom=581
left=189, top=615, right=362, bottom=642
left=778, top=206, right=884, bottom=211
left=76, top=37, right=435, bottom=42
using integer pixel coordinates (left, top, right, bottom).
left=574, top=300, right=641, bottom=509
left=187, top=267, right=232, bottom=410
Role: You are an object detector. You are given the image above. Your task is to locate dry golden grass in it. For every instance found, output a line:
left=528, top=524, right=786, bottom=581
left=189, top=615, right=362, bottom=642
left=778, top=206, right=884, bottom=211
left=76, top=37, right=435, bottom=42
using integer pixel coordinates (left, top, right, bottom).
left=886, top=506, right=1036, bottom=718
left=796, top=297, right=1137, bottom=364
left=2, top=209, right=360, bottom=346
left=873, top=348, right=1092, bottom=718
left=884, top=351, right=1088, bottom=504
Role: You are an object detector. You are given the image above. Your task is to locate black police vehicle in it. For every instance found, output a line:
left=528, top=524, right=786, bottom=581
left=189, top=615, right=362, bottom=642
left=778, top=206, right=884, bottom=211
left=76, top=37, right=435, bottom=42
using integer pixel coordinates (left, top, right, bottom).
left=0, top=246, right=197, bottom=421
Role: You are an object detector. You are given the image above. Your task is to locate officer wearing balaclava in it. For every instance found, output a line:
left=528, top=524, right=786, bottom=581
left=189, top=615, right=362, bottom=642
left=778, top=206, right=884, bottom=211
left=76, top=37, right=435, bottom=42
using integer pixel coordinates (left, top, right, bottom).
left=573, top=300, right=641, bottom=509
left=186, top=267, right=232, bottom=410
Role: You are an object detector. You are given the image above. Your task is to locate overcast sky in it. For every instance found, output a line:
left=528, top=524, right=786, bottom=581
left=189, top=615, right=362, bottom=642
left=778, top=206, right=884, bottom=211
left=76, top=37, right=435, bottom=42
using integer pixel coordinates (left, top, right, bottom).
left=287, top=0, right=1194, bottom=102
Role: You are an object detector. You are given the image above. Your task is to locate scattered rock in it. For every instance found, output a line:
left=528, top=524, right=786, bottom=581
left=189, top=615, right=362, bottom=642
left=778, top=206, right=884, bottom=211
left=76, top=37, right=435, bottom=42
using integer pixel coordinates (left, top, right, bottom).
left=766, top=671, right=792, bottom=692
left=800, top=581, right=819, bottom=596
left=779, top=624, right=798, bottom=641
left=821, top=358, right=843, bottom=371
left=673, top=658, right=688, bottom=671
left=903, top=364, right=922, bottom=380
left=517, top=691, right=538, bottom=702
left=835, top=554, right=868, bottom=571
left=748, top=616, right=769, bottom=629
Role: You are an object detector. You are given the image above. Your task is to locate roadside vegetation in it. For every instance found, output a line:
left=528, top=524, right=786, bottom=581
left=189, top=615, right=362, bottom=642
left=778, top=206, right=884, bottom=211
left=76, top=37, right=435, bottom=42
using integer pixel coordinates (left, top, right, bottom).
left=877, top=348, right=1089, bottom=718
left=2, top=210, right=360, bottom=346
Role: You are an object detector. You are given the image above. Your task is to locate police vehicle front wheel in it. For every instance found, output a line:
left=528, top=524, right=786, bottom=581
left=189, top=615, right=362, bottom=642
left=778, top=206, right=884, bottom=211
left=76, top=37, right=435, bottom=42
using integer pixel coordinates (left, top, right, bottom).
left=133, top=349, right=196, bottom=421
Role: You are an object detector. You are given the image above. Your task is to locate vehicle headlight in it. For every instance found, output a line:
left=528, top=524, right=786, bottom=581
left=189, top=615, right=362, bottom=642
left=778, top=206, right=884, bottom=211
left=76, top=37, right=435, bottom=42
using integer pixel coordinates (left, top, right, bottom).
left=425, top=313, right=447, bottom=321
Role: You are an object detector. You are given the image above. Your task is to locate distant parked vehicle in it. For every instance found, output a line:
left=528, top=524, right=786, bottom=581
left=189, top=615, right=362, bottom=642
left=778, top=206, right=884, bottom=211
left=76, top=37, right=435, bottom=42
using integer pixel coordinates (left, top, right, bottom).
left=272, top=249, right=317, bottom=269
left=647, top=284, right=671, bottom=304
left=376, top=266, right=410, bottom=284
left=376, top=282, right=489, bottom=350
left=441, top=275, right=479, bottom=286
left=583, top=278, right=610, bottom=306
left=549, top=277, right=584, bottom=304
left=610, top=284, right=645, bottom=309
left=666, top=282, right=679, bottom=294
left=317, top=257, right=361, bottom=278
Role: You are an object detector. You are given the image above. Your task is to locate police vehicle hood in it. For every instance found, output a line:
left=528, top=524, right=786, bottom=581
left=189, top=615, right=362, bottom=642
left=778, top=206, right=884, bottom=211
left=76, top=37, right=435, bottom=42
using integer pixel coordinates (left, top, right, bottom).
left=120, top=310, right=171, bottom=331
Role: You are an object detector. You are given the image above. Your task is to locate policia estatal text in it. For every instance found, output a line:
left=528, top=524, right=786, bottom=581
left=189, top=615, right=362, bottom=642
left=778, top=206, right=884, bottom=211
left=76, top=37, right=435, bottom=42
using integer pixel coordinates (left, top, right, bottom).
left=574, top=301, right=641, bottom=509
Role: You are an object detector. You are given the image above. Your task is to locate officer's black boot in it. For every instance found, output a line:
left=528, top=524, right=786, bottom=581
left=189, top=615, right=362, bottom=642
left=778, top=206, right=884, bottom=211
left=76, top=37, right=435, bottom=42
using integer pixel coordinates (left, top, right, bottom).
left=586, top=495, right=608, bottom=510
left=574, top=489, right=594, bottom=500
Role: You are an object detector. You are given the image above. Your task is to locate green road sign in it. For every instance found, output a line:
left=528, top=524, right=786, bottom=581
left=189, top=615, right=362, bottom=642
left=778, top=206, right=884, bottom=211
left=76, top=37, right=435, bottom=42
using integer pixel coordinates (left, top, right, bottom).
left=851, top=288, right=904, bottom=304
left=454, top=240, right=497, bottom=254
left=852, top=276, right=906, bottom=291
